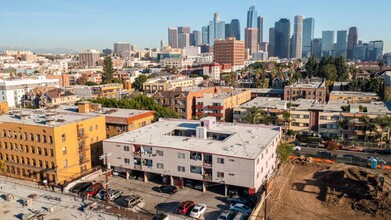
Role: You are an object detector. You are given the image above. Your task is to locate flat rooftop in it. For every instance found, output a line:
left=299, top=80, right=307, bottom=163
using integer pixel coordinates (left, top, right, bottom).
left=285, top=80, right=324, bottom=89
left=54, top=105, right=152, bottom=118
left=0, top=108, right=100, bottom=127
left=330, top=91, right=379, bottom=97
left=240, top=97, right=285, bottom=109
left=104, top=118, right=280, bottom=160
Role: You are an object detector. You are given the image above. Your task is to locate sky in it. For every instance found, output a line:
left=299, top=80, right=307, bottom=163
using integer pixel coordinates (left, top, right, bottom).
left=1, top=0, right=390, bottom=53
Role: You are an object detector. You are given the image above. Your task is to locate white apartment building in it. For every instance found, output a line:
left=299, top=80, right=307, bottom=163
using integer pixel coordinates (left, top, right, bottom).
left=160, top=58, right=194, bottom=69
left=103, top=117, right=280, bottom=194
left=78, top=50, right=100, bottom=67
left=0, top=76, right=60, bottom=107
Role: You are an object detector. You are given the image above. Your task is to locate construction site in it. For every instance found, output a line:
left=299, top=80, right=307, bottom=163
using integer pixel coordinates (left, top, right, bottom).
left=266, top=158, right=391, bottom=220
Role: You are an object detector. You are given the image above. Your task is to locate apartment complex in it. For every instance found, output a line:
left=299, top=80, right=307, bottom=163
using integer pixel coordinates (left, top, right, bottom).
left=103, top=117, right=281, bottom=193
left=329, top=91, right=380, bottom=103
left=143, top=76, right=203, bottom=94
left=152, top=87, right=217, bottom=119
left=0, top=106, right=106, bottom=185
left=71, top=83, right=124, bottom=99
left=214, top=38, right=245, bottom=68
left=196, top=88, right=251, bottom=122
left=78, top=50, right=100, bottom=67
left=284, top=79, right=326, bottom=103
left=0, top=76, right=60, bottom=107
left=234, top=97, right=391, bottom=141
left=22, top=88, right=77, bottom=108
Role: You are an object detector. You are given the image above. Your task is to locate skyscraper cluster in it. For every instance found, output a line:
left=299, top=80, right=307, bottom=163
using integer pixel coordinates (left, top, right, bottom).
left=166, top=5, right=384, bottom=61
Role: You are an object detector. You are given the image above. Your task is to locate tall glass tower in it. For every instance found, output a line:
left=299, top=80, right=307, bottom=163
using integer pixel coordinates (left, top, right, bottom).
left=247, top=6, right=257, bottom=28
left=302, top=18, right=315, bottom=58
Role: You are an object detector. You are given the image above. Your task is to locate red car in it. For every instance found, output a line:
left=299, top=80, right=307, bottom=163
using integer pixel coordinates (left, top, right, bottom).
left=177, top=201, right=195, bottom=215
left=82, top=183, right=103, bottom=198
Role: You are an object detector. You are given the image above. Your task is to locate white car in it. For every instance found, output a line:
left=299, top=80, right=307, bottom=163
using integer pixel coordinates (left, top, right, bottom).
left=294, top=146, right=301, bottom=151
left=190, top=204, right=207, bottom=218
left=229, top=203, right=252, bottom=214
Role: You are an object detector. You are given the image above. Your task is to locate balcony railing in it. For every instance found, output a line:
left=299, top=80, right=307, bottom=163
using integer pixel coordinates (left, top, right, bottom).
left=195, top=105, right=204, bottom=109
left=202, top=161, right=212, bottom=167
left=79, top=158, right=89, bottom=165
left=195, top=112, right=204, bottom=116
left=208, top=105, right=224, bottom=110
left=208, top=113, right=224, bottom=117
left=78, top=132, right=88, bottom=139
left=203, top=173, right=212, bottom=180
left=134, top=164, right=142, bottom=169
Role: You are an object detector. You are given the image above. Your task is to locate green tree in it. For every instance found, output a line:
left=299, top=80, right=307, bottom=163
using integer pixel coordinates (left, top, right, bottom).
left=277, top=142, right=294, bottom=162
left=85, top=81, right=98, bottom=86
left=334, top=56, right=349, bottom=81
left=102, top=56, right=115, bottom=84
left=241, top=107, right=264, bottom=124
left=132, top=75, right=148, bottom=91
left=376, top=115, right=391, bottom=145
left=319, top=64, right=338, bottom=81
left=305, top=55, right=319, bottom=77
left=113, top=78, right=122, bottom=84
left=202, top=75, right=210, bottom=80
left=378, top=61, right=385, bottom=71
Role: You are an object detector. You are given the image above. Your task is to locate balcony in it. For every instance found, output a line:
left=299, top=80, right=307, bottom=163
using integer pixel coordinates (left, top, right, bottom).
left=77, top=132, right=88, bottom=139
left=203, top=173, right=212, bottom=180
left=78, top=145, right=90, bottom=152
left=208, top=113, right=224, bottom=117
left=208, top=105, right=224, bottom=110
left=79, top=158, right=89, bottom=165
left=195, top=112, right=204, bottom=116
left=134, top=164, right=142, bottom=170
left=195, top=105, right=204, bottom=109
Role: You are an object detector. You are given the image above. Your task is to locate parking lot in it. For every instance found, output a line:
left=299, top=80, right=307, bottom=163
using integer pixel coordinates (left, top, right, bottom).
left=91, top=174, right=230, bottom=219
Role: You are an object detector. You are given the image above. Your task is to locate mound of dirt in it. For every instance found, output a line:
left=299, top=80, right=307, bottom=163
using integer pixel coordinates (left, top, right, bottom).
left=316, top=167, right=391, bottom=218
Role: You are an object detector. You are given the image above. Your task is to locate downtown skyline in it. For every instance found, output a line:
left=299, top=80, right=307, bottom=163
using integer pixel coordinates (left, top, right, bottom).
left=1, top=0, right=391, bottom=52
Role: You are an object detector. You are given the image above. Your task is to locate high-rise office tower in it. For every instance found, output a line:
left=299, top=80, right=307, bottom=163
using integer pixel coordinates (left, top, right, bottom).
left=192, top=30, right=202, bottom=46
left=257, top=16, right=264, bottom=44
left=321, top=31, right=334, bottom=57
left=113, top=42, right=130, bottom=57
left=168, top=27, right=178, bottom=48
left=353, top=41, right=367, bottom=61
left=247, top=6, right=257, bottom=28
left=202, top=26, right=209, bottom=45
left=208, top=12, right=225, bottom=45
left=225, top=23, right=231, bottom=38
left=230, top=19, right=241, bottom=40
left=302, top=18, right=315, bottom=58
left=347, top=27, right=358, bottom=60
left=274, top=18, right=291, bottom=59
left=292, top=15, right=303, bottom=59
left=245, top=28, right=259, bottom=55
left=79, top=50, right=100, bottom=67
left=336, top=30, right=347, bottom=58
left=268, top=27, right=275, bottom=57
left=160, top=40, right=167, bottom=49
left=311, top=38, right=322, bottom=58
left=178, top=26, right=191, bottom=34
left=178, top=33, right=190, bottom=49
left=214, top=37, right=245, bottom=66
left=367, top=40, right=384, bottom=61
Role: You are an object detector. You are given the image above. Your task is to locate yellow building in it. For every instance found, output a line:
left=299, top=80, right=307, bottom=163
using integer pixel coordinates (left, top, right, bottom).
left=0, top=102, right=9, bottom=114
left=0, top=109, right=106, bottom=185
left=329, top=91, right=380, bottom=103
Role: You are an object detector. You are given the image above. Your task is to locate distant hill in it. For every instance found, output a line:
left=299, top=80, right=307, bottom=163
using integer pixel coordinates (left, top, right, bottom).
left=0, top=46, right=76, bottom=54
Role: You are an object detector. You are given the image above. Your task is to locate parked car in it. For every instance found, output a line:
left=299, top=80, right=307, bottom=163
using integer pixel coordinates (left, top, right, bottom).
left=69, top=182, right=92, bottom=194
left=316, top=151, right=332, bottom=158
left=94, top=188, right=109, bottom=200
left=233, top=212, right=249, bottom=220
left=177, top=201, right=195, bottom=215
left=194, top=184, right=203, bottom=190
left=218, top=210, right=235, bottom=220
left=348, top=146, right=363, bottom=152
left=309, top=143, right=324, bottom=148
left=227, top=195, right=248, bottom=204
left=105, top=189, right=123, bottom=201
left=122, top=195, right=143, bottom=208
left=379, top=149, right=391, bottom=155
left=158, top=185, right=178, bottom=194
left=82, top=183, right=103, bottom=198
left=190, top=204, right=207, bottom=218
left=342, top=154, right=355, bottom=160
left=294, top=146, right=301, bottom=151
left=185, top=180, right=193, bottom=188
left=229, top=203, right=252, bottom=214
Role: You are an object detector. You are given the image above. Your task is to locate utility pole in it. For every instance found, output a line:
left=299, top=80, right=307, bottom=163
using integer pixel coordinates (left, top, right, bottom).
left=100, top=153, right=112, bottom=207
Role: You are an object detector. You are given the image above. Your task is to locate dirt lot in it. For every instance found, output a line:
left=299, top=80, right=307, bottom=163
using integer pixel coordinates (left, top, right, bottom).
left=267, top=162, right=391, bottom=220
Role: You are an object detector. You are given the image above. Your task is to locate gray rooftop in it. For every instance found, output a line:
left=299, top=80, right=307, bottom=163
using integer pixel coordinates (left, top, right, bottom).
left=54, top=105, right=151, bottom=118
left=104, top=119, right=280, bottom=160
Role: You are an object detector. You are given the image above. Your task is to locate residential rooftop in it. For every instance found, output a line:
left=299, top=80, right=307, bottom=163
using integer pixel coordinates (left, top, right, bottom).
left=285, top=79, right=325, bottom=89
left=330, top=91, right=379, bottom=97
left=54, top=104, right=152, bottom=118
left=104, top=118, right=280, bottom=160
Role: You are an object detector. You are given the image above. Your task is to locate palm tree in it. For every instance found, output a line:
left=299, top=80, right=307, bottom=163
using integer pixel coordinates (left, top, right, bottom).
left=241, top=107, right=264, bottom=124
left=282, top=111, right=295, bottom=140
left=376, top=115, right=391, bottom=147
left=363, top=116, right=377, bottom=142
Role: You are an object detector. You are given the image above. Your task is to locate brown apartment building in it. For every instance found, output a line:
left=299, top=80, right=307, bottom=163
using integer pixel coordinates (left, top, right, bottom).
left=284, top=79, right=327, bottom=103
left=152, top=87, right=217, bottom=119
left=214, top=38, right=245, bottom=67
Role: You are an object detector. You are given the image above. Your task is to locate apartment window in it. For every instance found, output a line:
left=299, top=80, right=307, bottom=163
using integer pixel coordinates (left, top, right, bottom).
left=190, top=166, right=202, bottom=174
left=177, top=166, right=185, bottom=172
left=95, top=125, right=98, bottom=130
left=123, top=146, right=130, bottom=151
left=229, top=159, right=235, bottom=162
left=217, top=172, right=225, bottom=178
left=157, top=163, right=164, bottom=169
left=32, top=159, right=36, bottom=166
left=303, top=123, right=309, bottom=127
left=37, top=147, right=42, bottom=155
left=39, top=160, right=43, bottom=167
left=257, top=158, right=260, bottom=164
left=303, top=115, right=309, bottom=119
left=261, top=167, right=263, bottom=173
left=25, top=145, right=29, bottom=153
left=10, top=143, right=13, bottom=150
left=50, top=149, right=54, bottom=157
left=44, top=148, right=48, bottom=156
left=320, top=116, right=328, bottom=120
left=89, top=126, right=93, bottom=131
left=292, top=114, right=300, bottom=118
left=45, top=161, right=49, bottom=168
left=229, top=173, right=235, bottom=176
left=331, top=116, right=339, bottom=120
left=61, top=134, right=66, bottom=142
left=62, top=147, right=67, bottom=155
left=26, top=158, right=30, bottom=165
left=156, top=150, right=164, bottom=156
left=217, top=158, right=224, bottom=164
left=43, top=135, right=47, bottom=143
left=63, top=159, right=67, bottom=168
left=177, top=153, right=185, bottom=159
left=2, top=129, right=5, bottom=137
left=124, top=158, right=130, bottom=164
left=51, top=162, right=55, bottom=169
left=320, top=124, right=327, bottom=129
left=31, top=146, right=35, bottom=154
left=292, top=122, right=300, bottom=127
left=261, top=153, right=264, bottom=159
left=257, top=172, right=260, bottom=178
left=37, top=134, right=41, bottom=142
